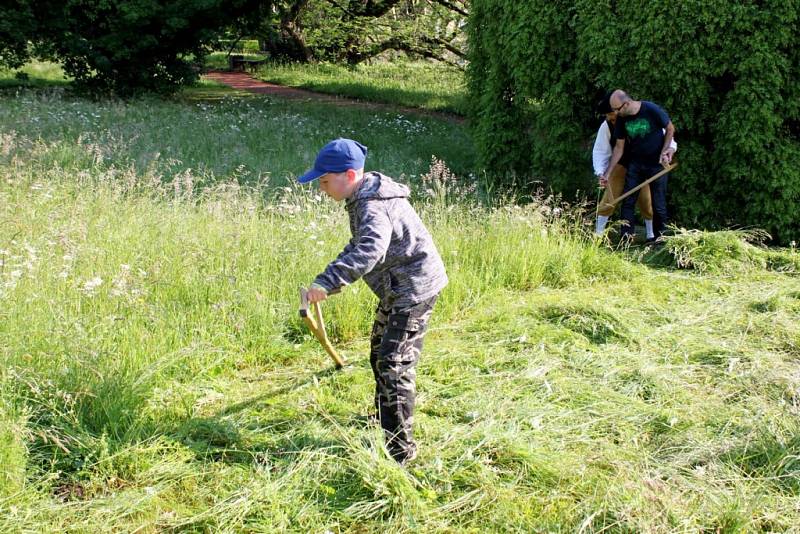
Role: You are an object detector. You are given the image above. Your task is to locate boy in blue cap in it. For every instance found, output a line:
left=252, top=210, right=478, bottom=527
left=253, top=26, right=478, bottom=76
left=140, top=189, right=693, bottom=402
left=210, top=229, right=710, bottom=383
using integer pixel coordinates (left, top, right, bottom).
left=299, top=138, right=448, bottom=465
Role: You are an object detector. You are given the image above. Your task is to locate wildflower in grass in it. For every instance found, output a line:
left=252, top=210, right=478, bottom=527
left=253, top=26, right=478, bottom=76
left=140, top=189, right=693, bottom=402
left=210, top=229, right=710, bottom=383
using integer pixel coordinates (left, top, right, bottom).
left=59, top=252, right=74, bottom=278
left=530, top=416, right=543, bottom=430
left=3, top=269, right=23, bottom=294
left=81, top=276, right=103, bottom=295
left=110, top=265, right=131, bottom=297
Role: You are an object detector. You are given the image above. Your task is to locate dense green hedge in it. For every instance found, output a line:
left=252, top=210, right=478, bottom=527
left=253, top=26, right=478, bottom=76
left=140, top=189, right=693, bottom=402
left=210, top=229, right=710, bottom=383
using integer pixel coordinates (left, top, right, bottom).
left=468, top=0, right=800, bottom=243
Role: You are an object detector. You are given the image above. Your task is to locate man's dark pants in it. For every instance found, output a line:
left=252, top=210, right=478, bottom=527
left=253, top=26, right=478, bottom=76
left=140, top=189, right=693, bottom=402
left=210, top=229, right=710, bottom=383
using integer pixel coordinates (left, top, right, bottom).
left=621, top=161, right=669, bottom=239
left=369, top=296, right=437, bottom=463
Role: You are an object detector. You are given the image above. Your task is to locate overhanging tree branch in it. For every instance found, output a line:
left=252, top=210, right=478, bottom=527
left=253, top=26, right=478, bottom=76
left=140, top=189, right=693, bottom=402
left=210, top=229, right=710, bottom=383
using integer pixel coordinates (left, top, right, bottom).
left=430, top=0, right=468, bottom=18
left=420, top=35, right=467, bottom=60
left=346, top=35, right=462, bottom=67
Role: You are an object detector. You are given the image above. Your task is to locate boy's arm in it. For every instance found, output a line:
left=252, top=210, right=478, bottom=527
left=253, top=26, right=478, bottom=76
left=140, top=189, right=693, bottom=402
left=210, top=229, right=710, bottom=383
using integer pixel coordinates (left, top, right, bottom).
left=592, top=122, right=612, bottom=177
left=313, top=202, right=392, bottom=292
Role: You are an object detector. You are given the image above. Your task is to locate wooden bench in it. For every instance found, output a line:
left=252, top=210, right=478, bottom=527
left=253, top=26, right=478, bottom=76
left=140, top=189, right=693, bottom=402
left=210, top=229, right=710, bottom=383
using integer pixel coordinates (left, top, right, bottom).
left=228, top=54, right=267, bottom=72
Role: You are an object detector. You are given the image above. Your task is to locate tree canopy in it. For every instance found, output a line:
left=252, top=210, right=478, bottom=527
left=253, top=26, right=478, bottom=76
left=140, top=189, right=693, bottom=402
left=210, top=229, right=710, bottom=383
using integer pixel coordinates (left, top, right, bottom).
left=0, top=0, right=267, bottom=94
left=238, top=0, right=467, bottom=65
left=0, top=0, right=468, bottom=93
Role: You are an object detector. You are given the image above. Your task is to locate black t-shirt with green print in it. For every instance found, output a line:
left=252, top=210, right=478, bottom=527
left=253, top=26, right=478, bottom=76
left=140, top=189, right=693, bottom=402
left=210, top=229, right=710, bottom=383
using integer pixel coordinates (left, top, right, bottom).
left=613, top=101, right=671, bottom=166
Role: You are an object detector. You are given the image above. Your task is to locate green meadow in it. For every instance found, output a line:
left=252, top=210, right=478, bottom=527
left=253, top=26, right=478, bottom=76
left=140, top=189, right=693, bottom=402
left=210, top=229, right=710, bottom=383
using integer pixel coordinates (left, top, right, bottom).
left=1, top=66, right=799, bottom=532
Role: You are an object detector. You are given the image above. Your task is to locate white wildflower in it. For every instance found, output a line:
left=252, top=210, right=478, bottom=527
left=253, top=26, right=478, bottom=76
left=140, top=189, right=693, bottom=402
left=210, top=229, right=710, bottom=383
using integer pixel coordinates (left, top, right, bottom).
left=530, top=416, right=543, bottom=430
left=81, top=277, right=104, bottom=294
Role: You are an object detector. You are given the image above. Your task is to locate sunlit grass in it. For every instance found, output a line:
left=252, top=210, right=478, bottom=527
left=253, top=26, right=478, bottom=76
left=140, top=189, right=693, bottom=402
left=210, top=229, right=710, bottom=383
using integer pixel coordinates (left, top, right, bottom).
left=251, top=60, right=468, bottom=115
left=0, top=60, right=70, bottom=89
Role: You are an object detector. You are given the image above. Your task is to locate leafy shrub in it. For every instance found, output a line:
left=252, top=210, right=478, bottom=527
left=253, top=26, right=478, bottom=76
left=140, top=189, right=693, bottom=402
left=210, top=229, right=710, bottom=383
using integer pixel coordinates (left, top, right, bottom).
left=468, top=0, right=800, bottom=243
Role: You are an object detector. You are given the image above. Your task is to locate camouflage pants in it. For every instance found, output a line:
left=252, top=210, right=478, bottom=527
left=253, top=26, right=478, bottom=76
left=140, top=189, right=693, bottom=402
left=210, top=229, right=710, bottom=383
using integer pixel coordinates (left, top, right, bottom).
left=369, top=295, right=438, bottom=463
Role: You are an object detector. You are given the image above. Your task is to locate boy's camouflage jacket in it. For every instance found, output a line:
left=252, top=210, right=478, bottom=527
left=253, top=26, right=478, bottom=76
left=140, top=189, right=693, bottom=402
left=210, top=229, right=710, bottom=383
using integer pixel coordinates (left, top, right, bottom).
left=314, top=172, right=447, bottom=309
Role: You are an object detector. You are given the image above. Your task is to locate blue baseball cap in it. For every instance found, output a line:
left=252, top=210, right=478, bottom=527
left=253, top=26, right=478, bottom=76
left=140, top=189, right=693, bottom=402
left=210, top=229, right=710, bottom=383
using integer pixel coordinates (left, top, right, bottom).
left=298, top=138, right=368, bottom=184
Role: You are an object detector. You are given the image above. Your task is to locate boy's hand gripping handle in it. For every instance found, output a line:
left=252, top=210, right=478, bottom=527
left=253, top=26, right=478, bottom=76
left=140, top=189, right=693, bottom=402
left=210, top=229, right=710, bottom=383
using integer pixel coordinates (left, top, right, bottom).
left=299, top=287, right=346, bottom=369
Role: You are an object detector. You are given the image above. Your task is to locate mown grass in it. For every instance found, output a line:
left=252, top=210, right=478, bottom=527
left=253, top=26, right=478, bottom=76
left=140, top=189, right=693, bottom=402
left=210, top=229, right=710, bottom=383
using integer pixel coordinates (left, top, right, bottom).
left=251, top=60, right=468, bottom=116
left=1, top=84, right=800, bottom=532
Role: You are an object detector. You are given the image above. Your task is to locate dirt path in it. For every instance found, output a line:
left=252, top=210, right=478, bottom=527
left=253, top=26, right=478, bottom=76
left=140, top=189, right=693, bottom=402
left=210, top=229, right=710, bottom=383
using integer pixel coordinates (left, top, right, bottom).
left=203, top=70, right=465, bottom=124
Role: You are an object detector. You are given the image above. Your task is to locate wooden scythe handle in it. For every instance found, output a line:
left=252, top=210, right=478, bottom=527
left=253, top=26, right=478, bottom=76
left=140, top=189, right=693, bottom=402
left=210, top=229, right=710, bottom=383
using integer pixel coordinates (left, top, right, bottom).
left=299, top=287, right=346, bottom=369
left=601, top=162, right=677, bottom=208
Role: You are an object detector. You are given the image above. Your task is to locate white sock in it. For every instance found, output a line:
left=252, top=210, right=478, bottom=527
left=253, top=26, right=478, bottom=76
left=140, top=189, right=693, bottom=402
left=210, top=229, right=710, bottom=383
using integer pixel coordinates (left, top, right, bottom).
left=596, top=215, right=610, bottom=235
left=645, top=219, right=654, bottom=239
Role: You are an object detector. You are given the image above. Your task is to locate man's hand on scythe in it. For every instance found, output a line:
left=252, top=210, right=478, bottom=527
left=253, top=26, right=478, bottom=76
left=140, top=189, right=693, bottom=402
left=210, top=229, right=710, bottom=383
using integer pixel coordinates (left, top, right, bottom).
left=660, top=147, right=675, bottom=166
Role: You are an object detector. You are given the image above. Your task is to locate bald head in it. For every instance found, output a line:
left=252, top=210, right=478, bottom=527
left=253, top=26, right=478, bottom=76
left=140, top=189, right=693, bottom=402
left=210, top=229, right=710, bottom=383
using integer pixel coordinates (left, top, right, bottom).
left=609, top=90, right=634, bottom=116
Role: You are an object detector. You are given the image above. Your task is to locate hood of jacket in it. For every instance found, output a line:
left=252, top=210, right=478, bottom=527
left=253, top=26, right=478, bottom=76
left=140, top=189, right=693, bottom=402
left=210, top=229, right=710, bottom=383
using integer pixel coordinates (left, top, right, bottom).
left=348, top=172, right=410, bottom=205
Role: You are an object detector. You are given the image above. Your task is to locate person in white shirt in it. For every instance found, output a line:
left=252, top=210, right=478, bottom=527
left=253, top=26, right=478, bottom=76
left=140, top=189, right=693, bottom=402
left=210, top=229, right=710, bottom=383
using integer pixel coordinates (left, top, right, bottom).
left=592, top=92, right=676, bottom=239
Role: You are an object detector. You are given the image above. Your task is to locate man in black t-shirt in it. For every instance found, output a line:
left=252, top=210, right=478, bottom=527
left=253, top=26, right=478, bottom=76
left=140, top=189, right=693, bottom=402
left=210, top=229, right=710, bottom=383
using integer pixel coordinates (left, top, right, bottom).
left=602, top=90, right=675, bottom=241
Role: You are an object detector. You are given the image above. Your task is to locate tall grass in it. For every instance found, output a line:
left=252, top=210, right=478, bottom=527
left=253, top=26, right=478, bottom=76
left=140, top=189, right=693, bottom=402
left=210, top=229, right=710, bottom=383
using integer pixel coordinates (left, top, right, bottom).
left=0, top=87, right=473, bottom=187
left=2, top=86, right=799, bottom=532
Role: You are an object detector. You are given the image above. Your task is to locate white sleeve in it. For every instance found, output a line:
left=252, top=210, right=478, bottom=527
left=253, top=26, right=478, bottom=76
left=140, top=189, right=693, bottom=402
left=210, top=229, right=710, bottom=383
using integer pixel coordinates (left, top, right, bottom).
left=592, top=121, right=612, bottom=176
left=662, top=128, right=678, bottom=152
